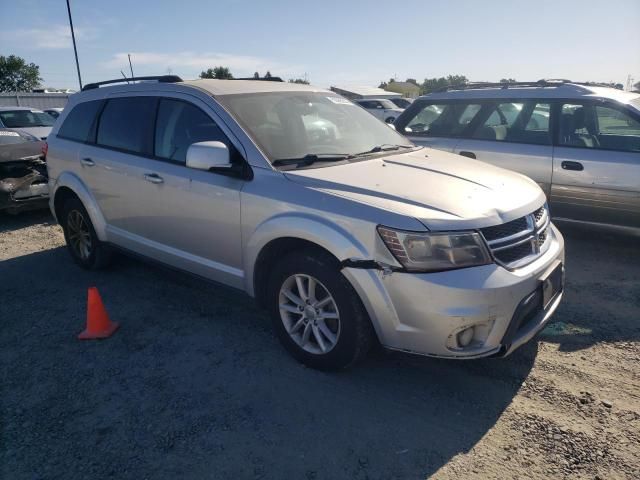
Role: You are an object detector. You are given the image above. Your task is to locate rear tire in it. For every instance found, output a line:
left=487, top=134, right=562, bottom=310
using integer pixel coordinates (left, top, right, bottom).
left=267, top=249, right=374, bottom=370
left=385, top=116, right=396, bottom=124
left=61, top=197, right=112, bottom=270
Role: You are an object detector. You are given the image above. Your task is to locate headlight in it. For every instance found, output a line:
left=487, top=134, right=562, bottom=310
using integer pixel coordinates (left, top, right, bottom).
left=377, top=226, right=492, bottom=272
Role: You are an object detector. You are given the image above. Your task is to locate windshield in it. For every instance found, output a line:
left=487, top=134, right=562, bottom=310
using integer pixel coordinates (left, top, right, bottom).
left=218, top=92, right=413, bottom=164
left=0, top=110, right=55, bottom=128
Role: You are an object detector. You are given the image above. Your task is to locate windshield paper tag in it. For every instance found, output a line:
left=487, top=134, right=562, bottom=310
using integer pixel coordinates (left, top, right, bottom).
left=327, top=96, right=353, bottom=105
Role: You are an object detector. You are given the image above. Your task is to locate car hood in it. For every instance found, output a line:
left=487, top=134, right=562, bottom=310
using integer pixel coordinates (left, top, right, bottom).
left=283, top=148, right=546, bottom=230
left=15, top=126, right=52, bottom=140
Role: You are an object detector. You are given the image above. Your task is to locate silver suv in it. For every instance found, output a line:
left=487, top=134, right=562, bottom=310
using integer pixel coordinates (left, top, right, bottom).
left=394, top=81, right=640, bottom=233
left=46, top=76, right=565, bottom=370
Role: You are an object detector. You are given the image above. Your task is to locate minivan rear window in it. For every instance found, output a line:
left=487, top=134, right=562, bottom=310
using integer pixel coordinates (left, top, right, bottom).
left=96, top=97, right=156, bottom=154
left=57, top=100, right=104, bottom=142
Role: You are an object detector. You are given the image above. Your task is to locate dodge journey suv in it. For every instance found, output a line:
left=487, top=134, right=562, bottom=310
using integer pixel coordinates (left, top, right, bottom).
left=394, top=80, right=640, bottom=233
left=46, top=76, right=565, bottom=370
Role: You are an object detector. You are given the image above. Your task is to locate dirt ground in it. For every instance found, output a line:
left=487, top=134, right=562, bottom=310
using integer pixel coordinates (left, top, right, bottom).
left=1, top=211, right=638, bottom=480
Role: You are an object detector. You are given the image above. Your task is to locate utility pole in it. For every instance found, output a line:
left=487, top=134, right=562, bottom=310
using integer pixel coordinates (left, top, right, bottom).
left=65, top=0, right=83, bottom=90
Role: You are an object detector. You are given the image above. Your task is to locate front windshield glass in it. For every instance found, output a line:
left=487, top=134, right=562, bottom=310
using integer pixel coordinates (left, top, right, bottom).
left=0, top=110, right=55, bottom=128
left=218, top=92, right=413, bottom=163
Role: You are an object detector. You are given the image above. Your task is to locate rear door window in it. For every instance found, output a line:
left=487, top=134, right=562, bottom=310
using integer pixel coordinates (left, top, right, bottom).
left=472, top=101, right=551, bottom=145
left=57, top=100, right=104, bottom=142
left=154, top=98, right=232, bottom=164
left=96, top=97, right=156, bottom=154
left=403, top=102, right=481, bottom=137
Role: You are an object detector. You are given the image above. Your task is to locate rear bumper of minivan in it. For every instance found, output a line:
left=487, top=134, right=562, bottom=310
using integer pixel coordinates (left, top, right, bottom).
left=342, top=223, right=565, bottom=359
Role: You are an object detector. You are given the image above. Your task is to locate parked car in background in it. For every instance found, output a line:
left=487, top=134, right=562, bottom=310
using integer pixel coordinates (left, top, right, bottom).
left=0, top=107, right=56, bottom=139
left=390, top=97, right=414, bottom=109
left=0, top=129, right=48, bottom=213
left=47, top=76, right=564, bottom=370
left=394, top=81, right=640, bottom=233
left=353, top=98, right=404, bottom=123
left=44, top=108, right=64, bottom=119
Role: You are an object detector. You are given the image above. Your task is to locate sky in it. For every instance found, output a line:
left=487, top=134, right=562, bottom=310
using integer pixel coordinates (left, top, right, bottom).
left=1, top=0, right=639, bottom=90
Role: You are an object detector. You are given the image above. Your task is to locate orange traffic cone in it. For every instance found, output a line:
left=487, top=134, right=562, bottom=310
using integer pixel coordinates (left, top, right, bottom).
left=78, top=287, right=120, bottom=339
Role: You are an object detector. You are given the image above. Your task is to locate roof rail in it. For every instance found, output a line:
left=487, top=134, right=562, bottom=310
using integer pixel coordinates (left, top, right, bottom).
left=82, top=75, right=183, bottom=91
left=433, top=80, right=568, bottom=93
left=234, top=77, right=284, bottom=82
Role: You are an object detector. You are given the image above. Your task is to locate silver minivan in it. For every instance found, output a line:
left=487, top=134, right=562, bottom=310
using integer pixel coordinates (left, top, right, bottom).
left=394, top=81, right=640, bottom=233
left=46, top=76, right=565, bottom=370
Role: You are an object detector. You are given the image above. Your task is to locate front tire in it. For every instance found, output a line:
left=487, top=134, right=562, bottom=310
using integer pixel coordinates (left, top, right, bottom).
left=61, top=197, right=112, bottom=270
left=267, top=249, right=374, bottom=370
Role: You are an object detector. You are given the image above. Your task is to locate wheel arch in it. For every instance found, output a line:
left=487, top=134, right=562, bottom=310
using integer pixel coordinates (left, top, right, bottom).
left=246, top=213, right=370, bottom=305
left=51, top=172, right=108, bottom=241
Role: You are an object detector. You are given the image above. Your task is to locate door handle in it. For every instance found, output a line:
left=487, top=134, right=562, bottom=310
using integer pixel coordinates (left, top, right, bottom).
left=561, top=161, right=584, bottom=171
left=81, top=157, right=95, bottom=167
left=143, top=173, right=164, bottom=184
left=459, top=151, right=476, bottom=159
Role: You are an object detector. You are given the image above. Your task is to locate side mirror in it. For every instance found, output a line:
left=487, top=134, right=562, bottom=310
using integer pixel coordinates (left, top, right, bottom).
left=186, top=141, right=231, bottom=171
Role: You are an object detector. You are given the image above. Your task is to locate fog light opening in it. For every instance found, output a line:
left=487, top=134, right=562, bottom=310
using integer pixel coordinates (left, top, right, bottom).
left=457, top=326, right=475, bottom=348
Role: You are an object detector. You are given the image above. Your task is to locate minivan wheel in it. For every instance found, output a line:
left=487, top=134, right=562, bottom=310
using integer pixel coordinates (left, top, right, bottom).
left=267, top=250, right=374, bottom=370
left=61, top=197, right=112, bottom=270
left=385, top=116, right=395, bottom=124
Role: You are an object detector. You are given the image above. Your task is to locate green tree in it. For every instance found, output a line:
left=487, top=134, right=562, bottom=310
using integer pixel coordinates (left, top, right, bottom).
left=253, top=71, right=260, bottom=79
left=406, top=78, right=419, bottom=86
left=633, top=81, right=640, bottom=91
left=378, top=81, right=388, bottom=89
left=0, top=55, right=42, bottom=92
left=199, top=66, right=233, bottom=79
left=264, top=71, right=272, bottom=79
left=421, top=74, right=468, bottom=94
left=288, top=78, right=309, bottom=84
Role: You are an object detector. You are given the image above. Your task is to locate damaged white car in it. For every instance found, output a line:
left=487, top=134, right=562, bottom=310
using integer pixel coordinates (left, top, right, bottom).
left=0, top=129, right=49, bottom=213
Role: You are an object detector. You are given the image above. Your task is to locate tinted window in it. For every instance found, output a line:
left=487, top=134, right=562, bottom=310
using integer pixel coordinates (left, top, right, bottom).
left=404, top=102, right=481, bottom=136
left=559, top=103, right=640, bottom=152
left=154, top=99, right=230, bottom=163
left=58, top=100, right=103, bottom=142
left=472, top=101, right=551, bottom=145
left=97, top=97, right=156, bottom=154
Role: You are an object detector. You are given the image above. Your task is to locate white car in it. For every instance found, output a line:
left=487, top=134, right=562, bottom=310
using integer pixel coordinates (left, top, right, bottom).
left=353, top=98, right=404, bottom=123
left=0, top=107, right=56, bottom=140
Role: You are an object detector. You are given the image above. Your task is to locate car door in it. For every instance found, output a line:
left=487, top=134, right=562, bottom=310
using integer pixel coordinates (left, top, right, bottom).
left=85, top=92, right=246, bottom=288
left=396, top=100, right=482, bottom=152
left=453, top=100, right=554, bottom=196
left=551, top=100, right=640, bottom=229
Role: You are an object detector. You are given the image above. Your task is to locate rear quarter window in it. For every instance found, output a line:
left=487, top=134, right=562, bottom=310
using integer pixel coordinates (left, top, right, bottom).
left=58, top=100, right=104, bottom=142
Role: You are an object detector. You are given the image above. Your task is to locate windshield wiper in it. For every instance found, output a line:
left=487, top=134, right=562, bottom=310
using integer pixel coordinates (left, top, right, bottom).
left=353, top=144, right=414, bottom=157
left=272, top=153, right=349, bottom=168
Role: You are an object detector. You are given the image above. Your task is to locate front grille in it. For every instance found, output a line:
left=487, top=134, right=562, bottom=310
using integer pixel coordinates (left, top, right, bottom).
left=480, top=217, right=528, bottom=241
left=494, top=242, right=534, bottom=264
left=480, top=204, right=551, bottom=269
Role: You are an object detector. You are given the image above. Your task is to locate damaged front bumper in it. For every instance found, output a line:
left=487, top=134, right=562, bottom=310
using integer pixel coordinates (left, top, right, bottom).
left=341, top=224, right=565, bottom=359
left=0, top=157, right=49, bottom=213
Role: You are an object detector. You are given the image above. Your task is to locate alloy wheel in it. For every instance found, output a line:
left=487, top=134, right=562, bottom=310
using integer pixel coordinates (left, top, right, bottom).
left=67, top=210, right=92, bottom=260
left=278, top=274, right=341, bottom=354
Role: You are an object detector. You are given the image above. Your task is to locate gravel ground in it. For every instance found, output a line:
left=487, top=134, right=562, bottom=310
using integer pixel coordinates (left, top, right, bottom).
left=1, top=211, right=638, bottom=480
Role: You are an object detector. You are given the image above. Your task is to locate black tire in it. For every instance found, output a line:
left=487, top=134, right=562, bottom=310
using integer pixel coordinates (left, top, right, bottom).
left=61, top=197, right=112, bottom=270
left=385, top=116, right=396, bottom=124
left=267, top=249, right=374, bottom=370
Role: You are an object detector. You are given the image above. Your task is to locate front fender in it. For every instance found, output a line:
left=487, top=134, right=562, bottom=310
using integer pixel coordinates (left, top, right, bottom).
left=50, top=172, right=108, bottom=241
left=243, top=212, right=370, bottom=296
